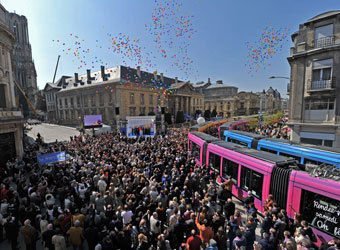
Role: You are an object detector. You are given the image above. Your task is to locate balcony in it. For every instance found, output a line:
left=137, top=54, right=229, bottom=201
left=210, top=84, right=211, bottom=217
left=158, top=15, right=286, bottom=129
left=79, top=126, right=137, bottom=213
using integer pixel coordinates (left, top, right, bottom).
left=315, top=36, right=335, bottom=48
left=307, top=78, right=336, bottom=92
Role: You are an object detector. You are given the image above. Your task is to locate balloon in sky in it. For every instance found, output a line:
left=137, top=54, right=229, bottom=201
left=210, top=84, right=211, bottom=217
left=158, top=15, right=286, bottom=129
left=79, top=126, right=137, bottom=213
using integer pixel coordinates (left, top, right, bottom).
left=245, top=26, right=289, bottom=75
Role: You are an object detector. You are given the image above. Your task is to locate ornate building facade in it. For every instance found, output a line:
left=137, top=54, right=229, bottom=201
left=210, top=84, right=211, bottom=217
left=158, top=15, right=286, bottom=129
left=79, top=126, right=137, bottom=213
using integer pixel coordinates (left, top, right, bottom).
left=168, top=82, right=204, bottom=117
left=0, top=4, right=24, bottom=166
left=288, top=11, right=340, bottom=148
left=7, top=11, right=38, bottom=116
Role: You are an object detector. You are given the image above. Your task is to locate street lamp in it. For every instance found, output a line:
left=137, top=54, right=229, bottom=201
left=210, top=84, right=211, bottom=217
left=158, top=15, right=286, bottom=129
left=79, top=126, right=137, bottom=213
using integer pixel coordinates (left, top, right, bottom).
left=269, top=76, right=290, bottom=80
left=269, top=76, right=291, bottom=95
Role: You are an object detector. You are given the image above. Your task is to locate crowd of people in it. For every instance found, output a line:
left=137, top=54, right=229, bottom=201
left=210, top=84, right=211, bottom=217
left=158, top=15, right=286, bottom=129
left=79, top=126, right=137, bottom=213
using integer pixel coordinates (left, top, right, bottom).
left=0, top=128, right=338, bottom=250
left=253, top=117, right=289, bottom=140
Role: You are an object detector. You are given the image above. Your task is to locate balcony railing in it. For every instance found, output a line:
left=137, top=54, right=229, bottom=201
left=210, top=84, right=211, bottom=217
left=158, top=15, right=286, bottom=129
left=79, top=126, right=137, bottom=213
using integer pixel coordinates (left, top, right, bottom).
left=315, top=36, right=335, bottom=48
left=307, top=77, right=336, bottom=92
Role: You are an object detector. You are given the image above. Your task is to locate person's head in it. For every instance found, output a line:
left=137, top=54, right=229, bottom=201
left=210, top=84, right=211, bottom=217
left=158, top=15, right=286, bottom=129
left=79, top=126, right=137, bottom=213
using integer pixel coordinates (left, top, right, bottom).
left=74, top=220, right=81, bottom=227
left=24, top=219, right=31, bottom=226
left=138, top=233, right=147, bottom=243
left=284, top=231, right=291, bottom=238
left=301, top=220, right=308, bottom=227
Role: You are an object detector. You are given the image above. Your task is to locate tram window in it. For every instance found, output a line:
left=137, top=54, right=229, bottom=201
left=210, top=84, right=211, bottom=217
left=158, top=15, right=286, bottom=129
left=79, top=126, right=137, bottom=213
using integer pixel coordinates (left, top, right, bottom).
left=241, top=167, right=263, bottom=199
left=191, top=142, right=200, bottom=160
left=260, top=147, right=277, bottom=154
left=300, top=190, right=339, bottom=238
left=209, top=153, right=221, bottom=173
left=222, top=158, right=238, bottom=184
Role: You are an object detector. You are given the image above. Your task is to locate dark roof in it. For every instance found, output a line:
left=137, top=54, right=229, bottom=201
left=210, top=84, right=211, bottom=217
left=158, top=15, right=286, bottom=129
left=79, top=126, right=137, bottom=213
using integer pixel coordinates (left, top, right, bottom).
left=228, top=130, right=266, bottom=140
left=212, top=141, right=296, bottom=165
left=237, top=148, right=296, bottom=166
left=211, top=141, right=246, bottom=151
left=190, top=131, right=219, bottom=142
left=120, top=66, right=176, bottom=87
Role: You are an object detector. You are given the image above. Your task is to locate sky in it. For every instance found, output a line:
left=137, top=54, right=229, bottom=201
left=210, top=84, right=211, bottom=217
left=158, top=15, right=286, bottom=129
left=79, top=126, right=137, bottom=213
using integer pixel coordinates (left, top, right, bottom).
left=2, top=0, right=340, bottom=97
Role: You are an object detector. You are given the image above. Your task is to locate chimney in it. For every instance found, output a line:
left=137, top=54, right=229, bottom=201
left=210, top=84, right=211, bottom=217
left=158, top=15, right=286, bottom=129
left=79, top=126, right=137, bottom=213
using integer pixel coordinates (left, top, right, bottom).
left=160, top=73, right=164, bottom=82
left=101, top=65, right=110, bottom=81
left=208, top=78, right=211, bottom=84
left=216, top=80, right=223, bottom=85
left=137, top=66, right=141, bottom=78
left=74, top=73, right=79, bottom=83
left=175, top=77, right=178, bottom=84
left=87, top=69, right=95, bottom=84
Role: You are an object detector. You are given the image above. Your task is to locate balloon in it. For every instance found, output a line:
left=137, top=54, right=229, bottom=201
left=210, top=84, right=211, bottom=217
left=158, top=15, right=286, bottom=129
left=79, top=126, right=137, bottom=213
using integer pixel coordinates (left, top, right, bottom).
left=197, top=117, right=205, bottom=125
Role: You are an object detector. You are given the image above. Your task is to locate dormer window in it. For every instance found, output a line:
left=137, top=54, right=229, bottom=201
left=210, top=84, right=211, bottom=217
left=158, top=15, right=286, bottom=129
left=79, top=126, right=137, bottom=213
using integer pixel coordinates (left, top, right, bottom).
left=315, top=24, right=334, bottom=48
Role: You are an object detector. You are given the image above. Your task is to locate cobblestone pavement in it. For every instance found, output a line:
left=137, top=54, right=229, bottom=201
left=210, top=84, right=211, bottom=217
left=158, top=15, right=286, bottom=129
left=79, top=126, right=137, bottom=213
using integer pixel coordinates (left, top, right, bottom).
left=27, top=123, right=80, bottom=143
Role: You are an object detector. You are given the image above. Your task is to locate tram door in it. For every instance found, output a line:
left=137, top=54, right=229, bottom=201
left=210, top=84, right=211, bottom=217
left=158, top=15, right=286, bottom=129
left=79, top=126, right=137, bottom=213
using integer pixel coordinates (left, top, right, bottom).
left=269, top=167, right=291, bottom=210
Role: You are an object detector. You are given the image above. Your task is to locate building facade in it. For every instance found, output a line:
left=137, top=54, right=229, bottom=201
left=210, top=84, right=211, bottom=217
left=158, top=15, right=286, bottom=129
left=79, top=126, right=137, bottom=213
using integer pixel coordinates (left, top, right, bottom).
left=47, top=66, right=178, bottom=126
left=288, top=11, right=340, bottom=148
left=7, top=11, right=38, bottom=116
left=202, top=80, right=239, bottom=117
left=234, top=91, right=260, bottom=116
left=168, top=82, right=204, bottom=117
left=0, top=4, right=24, bottom=166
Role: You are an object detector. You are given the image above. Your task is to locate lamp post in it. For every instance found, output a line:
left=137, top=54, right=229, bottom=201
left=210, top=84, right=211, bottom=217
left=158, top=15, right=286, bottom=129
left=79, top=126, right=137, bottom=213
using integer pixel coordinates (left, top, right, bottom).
left=269, top=76, right=290, bottom=80
left=269, top=76, right=290, bottom=95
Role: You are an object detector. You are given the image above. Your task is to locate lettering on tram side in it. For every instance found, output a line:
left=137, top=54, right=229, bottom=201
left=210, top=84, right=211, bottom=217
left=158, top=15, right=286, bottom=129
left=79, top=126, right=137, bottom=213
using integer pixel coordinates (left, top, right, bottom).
left=311, top=200, right=340, bottom=237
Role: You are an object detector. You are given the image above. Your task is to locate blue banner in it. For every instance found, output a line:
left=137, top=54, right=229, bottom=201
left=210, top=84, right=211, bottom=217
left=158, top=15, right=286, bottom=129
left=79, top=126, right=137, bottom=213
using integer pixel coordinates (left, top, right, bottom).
left=37, top=151, right=66, bottom=165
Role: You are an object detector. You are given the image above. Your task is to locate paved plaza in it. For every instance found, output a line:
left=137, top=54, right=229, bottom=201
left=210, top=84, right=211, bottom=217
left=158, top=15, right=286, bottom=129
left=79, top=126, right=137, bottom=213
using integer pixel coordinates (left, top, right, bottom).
left=27, top=123, right=80, bottom=143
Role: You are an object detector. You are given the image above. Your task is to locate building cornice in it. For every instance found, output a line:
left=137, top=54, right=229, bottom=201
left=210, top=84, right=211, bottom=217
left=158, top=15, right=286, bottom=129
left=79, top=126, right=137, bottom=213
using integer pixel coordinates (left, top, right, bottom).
left=287, top=44, right=340, bottom=62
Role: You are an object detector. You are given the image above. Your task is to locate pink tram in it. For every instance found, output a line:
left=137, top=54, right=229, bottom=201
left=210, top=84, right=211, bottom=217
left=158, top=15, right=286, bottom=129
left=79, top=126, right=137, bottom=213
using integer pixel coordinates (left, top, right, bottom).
left=188, top=131, right=340, bottom=244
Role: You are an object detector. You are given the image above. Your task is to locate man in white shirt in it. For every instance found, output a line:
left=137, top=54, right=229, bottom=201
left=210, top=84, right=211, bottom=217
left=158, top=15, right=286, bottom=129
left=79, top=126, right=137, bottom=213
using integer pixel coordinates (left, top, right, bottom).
left=121, top=205, right=133, bottom=225
left=97, top=177, right=107, bottom=196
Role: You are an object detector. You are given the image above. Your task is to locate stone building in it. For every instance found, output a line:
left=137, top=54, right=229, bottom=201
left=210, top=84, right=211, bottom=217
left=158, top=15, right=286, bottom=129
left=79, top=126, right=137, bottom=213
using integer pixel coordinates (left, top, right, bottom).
left=47, top=66, right=177, bottom=126
left=168, top=81, right=204, bottom=117
left=287, top=10, right=340, bottom=147
left=44, top=76, right=70, bottom=122
left=0, top=4, right=24, bottom=166
left=7, top=11, right=38, bottom=116
left=202, top=80, right=238, bottom=117
left=257, top=87, right=282, bottom=114
left=234, top=91, right=260, bottom=116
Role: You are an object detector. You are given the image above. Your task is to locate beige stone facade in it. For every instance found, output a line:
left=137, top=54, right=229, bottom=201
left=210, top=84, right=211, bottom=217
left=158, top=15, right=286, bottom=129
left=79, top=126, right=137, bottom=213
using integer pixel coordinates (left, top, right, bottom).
left=287, top=11, right=340, bottom=148
left=48, top=66, right=174, bottom=126
left=168, top=82, right=204, bottom=116
left=0, top=3, right=24, bottom=166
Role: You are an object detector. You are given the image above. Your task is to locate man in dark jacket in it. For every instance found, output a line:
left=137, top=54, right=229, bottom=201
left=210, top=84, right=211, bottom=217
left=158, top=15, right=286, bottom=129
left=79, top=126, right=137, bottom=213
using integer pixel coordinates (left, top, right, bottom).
left=261, top=212, right=273, bottom=238
left=244, top=223, right=256, bottom=250
left=42, top=224, right=56, bottom=250
left=5, top=217, right=19, bottom=250
left=224, top=198, right=235, bottom=219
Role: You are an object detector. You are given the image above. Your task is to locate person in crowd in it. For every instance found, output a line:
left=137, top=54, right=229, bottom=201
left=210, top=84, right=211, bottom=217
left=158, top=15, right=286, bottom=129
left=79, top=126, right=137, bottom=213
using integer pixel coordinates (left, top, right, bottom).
left=21, top=219, right=38, bottom=250
left=42, top=223, right=56, bottom=250
left=51, top=229, right=67, bottom=250
left=67, top=220, right=84, bottom=250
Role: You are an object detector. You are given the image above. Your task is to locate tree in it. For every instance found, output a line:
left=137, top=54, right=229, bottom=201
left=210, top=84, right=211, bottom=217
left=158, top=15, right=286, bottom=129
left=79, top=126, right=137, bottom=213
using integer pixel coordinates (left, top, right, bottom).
left=204, top=110, right=211, bottom=120
left=164, top=112, right=172, bottom=124
left=175, top=111, right=185, bottom=123
left=211, top=109, right=217, bottom=118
